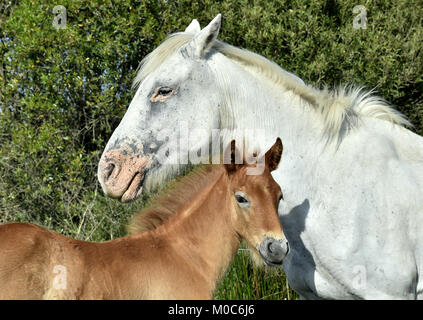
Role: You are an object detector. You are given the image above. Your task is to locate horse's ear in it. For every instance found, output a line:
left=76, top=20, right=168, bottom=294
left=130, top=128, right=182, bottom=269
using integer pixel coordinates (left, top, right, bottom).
left=224, top=140, right=243, bottom=174
left=265, top=138, right=283, bottom=172
left=186, top=14, right=221, bottom=58
left=185, top=19, right=201, bottom=34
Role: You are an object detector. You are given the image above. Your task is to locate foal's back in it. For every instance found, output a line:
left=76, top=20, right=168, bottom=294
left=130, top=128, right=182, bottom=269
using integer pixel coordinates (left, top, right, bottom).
left=0, top=223, right=141, bottom=299
left=0, top=223, right=52, bottom=299
left=0, top=223, right=97, bottom=299
left=0, top=222, right=191, bottom=299
left=0, top=223, right=67, bottom=298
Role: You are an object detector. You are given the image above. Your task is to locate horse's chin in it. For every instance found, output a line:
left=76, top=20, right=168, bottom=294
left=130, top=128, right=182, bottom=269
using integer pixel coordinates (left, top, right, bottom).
left=120, top=172, right=145, bottom=203
left=118, top=162, right=189, bottom=202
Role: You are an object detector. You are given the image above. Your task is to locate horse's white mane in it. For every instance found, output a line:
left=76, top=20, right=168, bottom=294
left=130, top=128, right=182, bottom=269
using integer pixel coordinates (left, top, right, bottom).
left=133, top=32, right=411, bottom=141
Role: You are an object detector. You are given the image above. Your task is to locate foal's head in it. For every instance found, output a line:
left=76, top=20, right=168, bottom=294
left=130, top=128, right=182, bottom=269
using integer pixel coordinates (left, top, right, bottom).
left=224, top=138, right=287, bottom=266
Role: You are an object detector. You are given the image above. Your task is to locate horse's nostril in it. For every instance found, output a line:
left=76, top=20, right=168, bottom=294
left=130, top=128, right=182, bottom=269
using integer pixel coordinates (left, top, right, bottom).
left=104, top=163, right=116, bottom=181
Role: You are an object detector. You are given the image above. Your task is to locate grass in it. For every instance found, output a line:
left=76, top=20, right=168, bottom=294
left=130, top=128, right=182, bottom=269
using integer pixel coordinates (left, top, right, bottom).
left=215, top=245, right=298, bottom=300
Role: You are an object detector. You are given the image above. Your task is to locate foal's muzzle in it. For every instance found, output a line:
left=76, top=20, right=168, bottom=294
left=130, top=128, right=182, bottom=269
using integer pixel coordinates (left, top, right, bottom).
left=258, top=237, right=289, bottom=266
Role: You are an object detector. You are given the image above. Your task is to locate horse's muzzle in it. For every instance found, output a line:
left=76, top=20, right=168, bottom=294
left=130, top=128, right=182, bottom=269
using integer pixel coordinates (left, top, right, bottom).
left=258, top=237, right=289, bottom=266
left=98, top=146, right=152, bottom=202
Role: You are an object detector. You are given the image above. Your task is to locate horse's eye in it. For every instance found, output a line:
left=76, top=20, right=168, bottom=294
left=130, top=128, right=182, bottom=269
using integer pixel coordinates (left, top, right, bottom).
left=150, top=86, right=177, bottom=102
left=158, top=87, right=173, bottom=96
left=235, top=191, right=250, bottom=209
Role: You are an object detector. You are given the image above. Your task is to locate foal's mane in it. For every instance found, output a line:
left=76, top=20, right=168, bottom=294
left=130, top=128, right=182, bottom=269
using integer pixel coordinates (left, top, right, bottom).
left=133, top=31, right=410, bottom=143
left=127, top=164, right=225, bottom=235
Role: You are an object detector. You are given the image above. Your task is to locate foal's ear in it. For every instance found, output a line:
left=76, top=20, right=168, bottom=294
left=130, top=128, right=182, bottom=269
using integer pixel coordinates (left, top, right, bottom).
left=265, top=138, right=283, bottom=172
left=185, top=19, right=201, bottom=34
left=186, top=14, right=221, bottom=58
left=223, top=140, right=243, bottom=174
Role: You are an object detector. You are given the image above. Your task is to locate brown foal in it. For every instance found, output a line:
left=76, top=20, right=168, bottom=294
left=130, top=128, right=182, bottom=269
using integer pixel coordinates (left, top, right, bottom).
left=0, top=138, right=287, bottom=299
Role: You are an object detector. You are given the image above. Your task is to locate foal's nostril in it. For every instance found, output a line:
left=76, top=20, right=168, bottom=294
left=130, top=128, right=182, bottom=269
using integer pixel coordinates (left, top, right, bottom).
left=268, top=241, right=279, bottom=255
left=267, top=240, right=283, bottom=259
left=259, top=237, right=287, bottom=266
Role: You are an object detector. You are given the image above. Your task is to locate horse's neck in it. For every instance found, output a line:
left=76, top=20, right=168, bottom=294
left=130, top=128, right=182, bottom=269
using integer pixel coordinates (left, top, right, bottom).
left=213, top=56, right=326, bottom=201
left=155, top=168, right=240, bottom=292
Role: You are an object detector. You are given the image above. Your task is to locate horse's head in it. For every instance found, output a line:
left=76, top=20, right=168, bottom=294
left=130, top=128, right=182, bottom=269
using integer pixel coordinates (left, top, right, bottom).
left=224, top=138, right=288, bottom=266
left=98, top=15, right=226, bottom=202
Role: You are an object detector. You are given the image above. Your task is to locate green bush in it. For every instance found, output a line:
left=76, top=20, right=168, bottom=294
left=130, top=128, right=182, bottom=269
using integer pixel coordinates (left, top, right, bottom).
left=0, top=0, right=422, bottom=299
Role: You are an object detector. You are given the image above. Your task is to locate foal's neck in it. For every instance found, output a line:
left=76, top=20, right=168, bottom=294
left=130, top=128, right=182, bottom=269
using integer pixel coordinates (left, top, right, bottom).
left=153, top=166, right=240, bottom=295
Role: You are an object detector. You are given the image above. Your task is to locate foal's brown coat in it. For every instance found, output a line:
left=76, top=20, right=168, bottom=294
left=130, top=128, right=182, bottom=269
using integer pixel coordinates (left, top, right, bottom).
left=0, top=139, right=284, bottom=299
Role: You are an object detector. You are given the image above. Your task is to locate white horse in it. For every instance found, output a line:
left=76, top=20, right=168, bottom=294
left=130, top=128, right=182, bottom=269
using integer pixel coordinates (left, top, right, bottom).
left=98, top=14, right=423, bottom=299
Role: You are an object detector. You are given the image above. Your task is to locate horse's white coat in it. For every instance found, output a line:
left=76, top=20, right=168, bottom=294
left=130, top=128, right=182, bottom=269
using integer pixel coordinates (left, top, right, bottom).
left=102, top=15, right=423, bottom=299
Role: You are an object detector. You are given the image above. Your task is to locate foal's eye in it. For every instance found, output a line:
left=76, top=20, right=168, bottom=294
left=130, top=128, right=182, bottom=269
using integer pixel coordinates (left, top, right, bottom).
left=234, top=191, right=250, bottom=209
left=235, top=195, right=248, bottom=203
left=150, top=86, right=177, bottom=102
